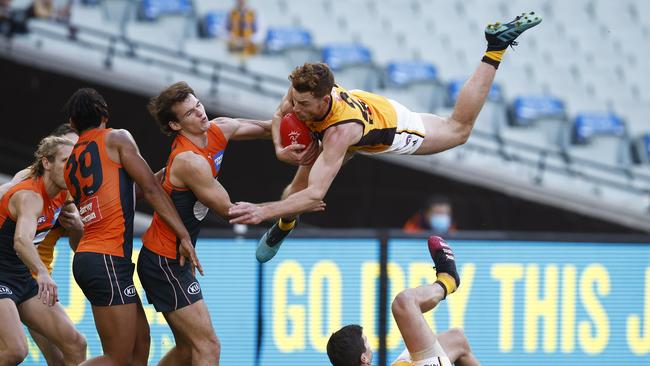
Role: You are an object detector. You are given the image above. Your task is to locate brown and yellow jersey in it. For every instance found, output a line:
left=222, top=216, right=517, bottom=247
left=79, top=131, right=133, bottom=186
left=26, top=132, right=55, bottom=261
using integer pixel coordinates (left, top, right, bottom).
left=305, top=84, right=398, bottom=153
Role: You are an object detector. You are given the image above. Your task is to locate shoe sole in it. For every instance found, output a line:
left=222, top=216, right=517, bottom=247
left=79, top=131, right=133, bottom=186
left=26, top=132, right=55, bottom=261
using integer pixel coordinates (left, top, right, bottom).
left=486, top=11, right=542, bottom=42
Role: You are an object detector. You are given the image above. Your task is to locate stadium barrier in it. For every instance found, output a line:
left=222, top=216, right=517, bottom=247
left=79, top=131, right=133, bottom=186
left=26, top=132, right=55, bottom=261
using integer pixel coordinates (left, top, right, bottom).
left=19, top=229, right=650, bottom=366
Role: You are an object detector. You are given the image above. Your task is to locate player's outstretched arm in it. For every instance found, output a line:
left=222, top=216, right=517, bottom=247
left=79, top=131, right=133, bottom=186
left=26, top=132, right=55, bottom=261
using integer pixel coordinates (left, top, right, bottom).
left=108, top=129, right=203, bottom=275
left=228, top=125, right=353, bottom=224
left=174, top=152, right=233, bottom=219
left=214, top=117, right=272, bottom=141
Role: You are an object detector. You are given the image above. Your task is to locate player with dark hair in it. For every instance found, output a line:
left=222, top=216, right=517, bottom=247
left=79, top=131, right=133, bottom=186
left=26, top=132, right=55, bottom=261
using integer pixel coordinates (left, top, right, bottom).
left=0, top=136, right=87, bottom=365
left=141, top=81, right=276, bottom=365
left=327, top=237, right=479, bottom=366
left=63, top=87, right=202, bottom=366
left=228, top=13, right=541, bottom=262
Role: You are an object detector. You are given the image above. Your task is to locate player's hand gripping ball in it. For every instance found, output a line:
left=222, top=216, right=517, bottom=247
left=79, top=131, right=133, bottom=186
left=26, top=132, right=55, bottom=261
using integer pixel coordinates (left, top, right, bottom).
left=280, top=112, right=313, bottom=148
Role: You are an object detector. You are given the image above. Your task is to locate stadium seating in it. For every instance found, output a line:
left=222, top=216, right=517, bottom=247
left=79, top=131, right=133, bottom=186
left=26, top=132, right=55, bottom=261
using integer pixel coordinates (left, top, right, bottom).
left=2, top=0, right=649, bottom=223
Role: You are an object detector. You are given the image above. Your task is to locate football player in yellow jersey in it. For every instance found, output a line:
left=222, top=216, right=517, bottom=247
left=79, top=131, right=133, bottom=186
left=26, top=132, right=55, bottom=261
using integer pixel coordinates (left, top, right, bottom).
left=327, top=237, right=479, bottom=366
left=229, top=12, right=542, bottom=262
left=0, top=123, right=83, bottom=366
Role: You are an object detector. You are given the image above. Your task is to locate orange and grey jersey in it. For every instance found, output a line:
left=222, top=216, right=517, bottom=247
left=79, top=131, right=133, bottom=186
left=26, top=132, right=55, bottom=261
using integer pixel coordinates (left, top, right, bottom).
left=142, top=123, right=227, bottom=259
left=64, top=128, right=135, bottom=259
left=0, top=177, right=66, bottom=275
left=305, top=84, right=399, bottom=153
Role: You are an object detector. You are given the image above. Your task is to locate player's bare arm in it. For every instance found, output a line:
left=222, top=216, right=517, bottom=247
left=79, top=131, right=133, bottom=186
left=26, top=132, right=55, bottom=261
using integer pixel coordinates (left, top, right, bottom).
left=213, top=117, right=272, bottom=141
left=106, top=129, right=203, bottom=274
left=172, top=152, right=234, bottom=219
left=229, top=124, right=359, bottom=224
left=10, top=191, right=57, bottom=306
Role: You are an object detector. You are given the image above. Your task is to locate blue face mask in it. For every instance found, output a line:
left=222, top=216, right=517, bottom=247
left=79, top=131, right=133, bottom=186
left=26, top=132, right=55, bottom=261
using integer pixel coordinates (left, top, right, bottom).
left=429, top=214, right=451, bottom=233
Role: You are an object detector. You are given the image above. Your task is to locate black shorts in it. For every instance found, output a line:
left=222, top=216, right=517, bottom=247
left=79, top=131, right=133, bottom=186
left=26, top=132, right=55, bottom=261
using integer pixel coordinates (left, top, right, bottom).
left=73, top=251, right=140, bottom=307
left=137, top=245, right=203, bottom=313
left=0, top=270, right=38, bottom=305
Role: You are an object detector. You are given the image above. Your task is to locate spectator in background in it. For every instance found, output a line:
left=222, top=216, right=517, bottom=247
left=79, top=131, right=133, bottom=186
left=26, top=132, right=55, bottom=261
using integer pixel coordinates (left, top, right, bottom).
left=403, top=195, right=457, bottom=235
left=26, top=0, right=72, bottom=22
left=226, top=0, right=258, bottom=55
left=0, top=0, right=16, bottom=35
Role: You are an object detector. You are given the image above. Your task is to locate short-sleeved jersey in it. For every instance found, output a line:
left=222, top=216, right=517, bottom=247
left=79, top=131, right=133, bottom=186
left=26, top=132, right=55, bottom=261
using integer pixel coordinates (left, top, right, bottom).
left=305, top=84, right=399, bottom=153
left=64, top=128, right=135, bottom=258
left=0, top=177, right=66, bottom=275
left=142, top=123, right=227, bottom=259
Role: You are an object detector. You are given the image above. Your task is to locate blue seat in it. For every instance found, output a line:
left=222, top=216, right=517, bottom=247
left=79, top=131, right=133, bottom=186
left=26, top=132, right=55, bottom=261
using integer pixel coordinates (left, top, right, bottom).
left=510, top=95, right=566, bottom=127
left=139, top=0, right=191, bottom=21
left=322, top=43, right=372, bottom=71
left=264, top=27, right=313, bottom=54
left=571, top=112, right=626, bottom=145
left=322, top=43, right=378, bottom=90
left=384, top=61, right=443, bottom=112
left=200, top=11, right=227, bottom=39
left=447, top=79, right=503, bottom=106
left=386, top=61, right=437, bottom=87
left=567, top=112, right=629, bottom=169
left=497, top=95, right=569, bottom=156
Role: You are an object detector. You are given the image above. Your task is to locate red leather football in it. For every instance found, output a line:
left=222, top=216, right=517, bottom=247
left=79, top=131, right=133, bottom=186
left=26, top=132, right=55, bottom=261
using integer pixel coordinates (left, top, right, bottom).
left=280, top=112, right=313, bottom=147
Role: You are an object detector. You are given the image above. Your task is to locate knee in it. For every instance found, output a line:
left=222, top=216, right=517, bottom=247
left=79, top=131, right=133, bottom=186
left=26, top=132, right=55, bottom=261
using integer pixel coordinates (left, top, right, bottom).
left=196, top=335, right=221, bottom=359
left=60, top=329, right=87, bottom=356
left=72, top=331, right=87, bottom=353
left=448, top=328, right=471, bottom=355
left=1, top=341, right=28, bottom=364
left=391, top=289, right=416, bottom=317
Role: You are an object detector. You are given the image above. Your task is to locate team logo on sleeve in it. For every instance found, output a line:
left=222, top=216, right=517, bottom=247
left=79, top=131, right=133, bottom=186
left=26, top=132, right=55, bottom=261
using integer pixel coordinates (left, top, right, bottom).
left=212, top=150, right=224, bottom=174
left=0, top=285, right=13, bottom=295
left=37, top=215, right=47, bottom=225
left=187, top=282, right=201, bottom=295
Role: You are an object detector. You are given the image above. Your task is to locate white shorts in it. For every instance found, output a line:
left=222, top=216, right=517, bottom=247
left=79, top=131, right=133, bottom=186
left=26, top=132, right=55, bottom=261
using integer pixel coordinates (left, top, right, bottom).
left=391, top=340, right=452, bottom=366
left=360, top=99, right=426, bottom=156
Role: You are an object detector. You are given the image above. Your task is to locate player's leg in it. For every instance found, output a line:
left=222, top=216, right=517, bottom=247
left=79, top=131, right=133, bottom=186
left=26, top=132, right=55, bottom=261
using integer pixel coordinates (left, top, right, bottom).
left=415, top=12, right=542, bottom=155
left=83, top=303, right=140, bottom=366
left=415, top=62, right=496, bottom=155
left=391, top=236, right=465, bottom=363
left=157, top=321, right=192, bottom=366
left=163, top=300, right=220, bottom=365
left=391, top=282, right=445, bottom=354
left=132, top=301, right=151, bottom=366
left=29, top=328, right=65, bottom=366
left=437, top=329, right=480, bottom=366
left=256, top=164, right=312, bottom=262
left=18, top=298, right=86, bottom=366
left=0, top=299, right=29, bottom=365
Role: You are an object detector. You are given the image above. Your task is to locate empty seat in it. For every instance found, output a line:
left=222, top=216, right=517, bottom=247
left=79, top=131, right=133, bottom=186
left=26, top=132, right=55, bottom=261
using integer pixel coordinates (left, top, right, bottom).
left=567, top=112, right=629, bottom=167
left=322, top=43, right=379, bottom=90
left=502, top=95, right=568, bottom=151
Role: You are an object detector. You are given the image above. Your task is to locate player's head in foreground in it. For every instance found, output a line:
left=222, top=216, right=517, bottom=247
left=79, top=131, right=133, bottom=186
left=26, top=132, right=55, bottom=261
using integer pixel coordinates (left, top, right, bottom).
left=63, top=88, right=109, bottom=133
left=148, top=81, right=209, bottom=136
left=327, top=324, right=373, bottom=366
left=289, top=62, right=335, bottom=122
left=27, top=135, right=74, bottom=186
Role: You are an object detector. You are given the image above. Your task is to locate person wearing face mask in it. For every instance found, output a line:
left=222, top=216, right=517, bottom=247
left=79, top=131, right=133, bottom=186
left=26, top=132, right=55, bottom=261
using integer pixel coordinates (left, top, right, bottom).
left=403, top=195, right=456, bottom=235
